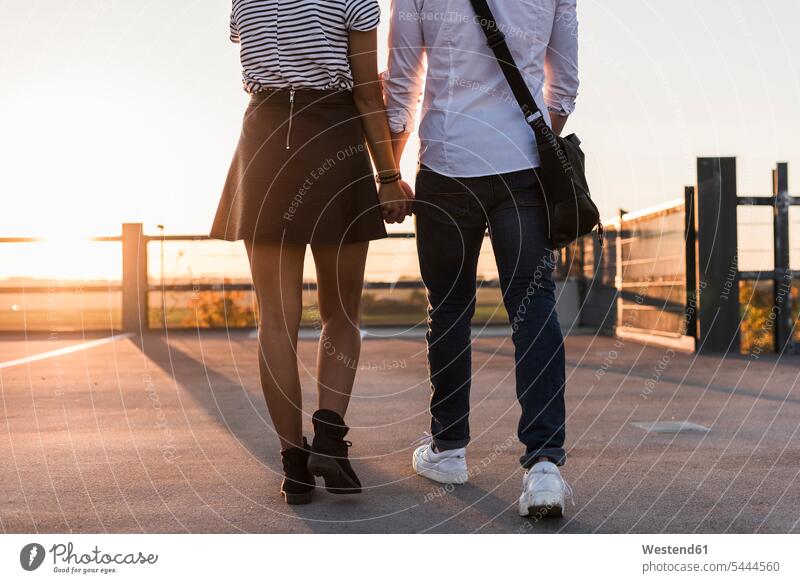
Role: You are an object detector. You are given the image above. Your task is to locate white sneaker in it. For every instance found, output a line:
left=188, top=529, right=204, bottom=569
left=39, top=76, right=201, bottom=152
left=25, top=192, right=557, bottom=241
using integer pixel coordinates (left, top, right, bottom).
left=518, top=460, right=572, bottom=518
left=412, top=443, right=468, bottom=484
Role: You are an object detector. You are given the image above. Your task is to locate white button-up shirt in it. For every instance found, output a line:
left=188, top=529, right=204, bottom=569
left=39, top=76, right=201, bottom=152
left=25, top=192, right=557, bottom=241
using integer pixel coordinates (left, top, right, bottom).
left=383, top=0, right=579, bottom=177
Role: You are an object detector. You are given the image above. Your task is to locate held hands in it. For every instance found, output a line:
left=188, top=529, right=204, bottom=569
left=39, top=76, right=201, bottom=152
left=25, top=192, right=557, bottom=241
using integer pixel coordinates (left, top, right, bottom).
left=378, top=179, right=415, bottom=224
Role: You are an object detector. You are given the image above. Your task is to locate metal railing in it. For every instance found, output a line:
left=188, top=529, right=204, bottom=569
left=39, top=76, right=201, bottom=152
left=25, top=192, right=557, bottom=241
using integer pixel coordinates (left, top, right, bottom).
left=574, top=157, right=799, bottom=354
left=576, top=198, right=693, bottom=351
left=0, top=229, right=539, bottom=333
left=736, top=162, right=799, bottom=352
left=122, top=228, right=507, bottom=332
left=2, top=158, right=797, bottom=351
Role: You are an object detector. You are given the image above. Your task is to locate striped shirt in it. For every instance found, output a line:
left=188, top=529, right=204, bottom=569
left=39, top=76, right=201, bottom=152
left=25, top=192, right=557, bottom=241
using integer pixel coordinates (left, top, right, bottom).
left=229, top=0, right=381, bottom=93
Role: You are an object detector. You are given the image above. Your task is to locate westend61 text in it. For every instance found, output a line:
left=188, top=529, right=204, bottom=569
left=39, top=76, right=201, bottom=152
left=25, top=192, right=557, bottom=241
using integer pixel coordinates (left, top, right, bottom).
left=642, top=544, right=708, bottom=555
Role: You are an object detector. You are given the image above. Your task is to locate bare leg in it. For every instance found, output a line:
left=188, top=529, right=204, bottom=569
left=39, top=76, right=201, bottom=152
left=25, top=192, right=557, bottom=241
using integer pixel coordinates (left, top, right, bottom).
left=245, top=240, right=306, bottom=451
left=310, top=242, right=369, bottom=417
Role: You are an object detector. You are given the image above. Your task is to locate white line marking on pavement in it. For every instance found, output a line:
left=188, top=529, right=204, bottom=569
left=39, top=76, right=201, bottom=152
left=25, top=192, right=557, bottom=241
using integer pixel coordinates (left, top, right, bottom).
left=0, top=333, right=133, bottom=369
left=631, top=420, right=711, bottom=434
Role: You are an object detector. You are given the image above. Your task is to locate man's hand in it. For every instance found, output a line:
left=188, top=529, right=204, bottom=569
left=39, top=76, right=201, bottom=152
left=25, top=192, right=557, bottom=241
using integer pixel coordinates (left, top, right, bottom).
left=398, top=179, right=415, bottom=216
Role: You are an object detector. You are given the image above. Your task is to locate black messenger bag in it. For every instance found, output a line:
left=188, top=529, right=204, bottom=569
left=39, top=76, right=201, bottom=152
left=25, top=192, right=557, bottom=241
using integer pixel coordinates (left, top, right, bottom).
left=468, top=0, right=603, bottom=248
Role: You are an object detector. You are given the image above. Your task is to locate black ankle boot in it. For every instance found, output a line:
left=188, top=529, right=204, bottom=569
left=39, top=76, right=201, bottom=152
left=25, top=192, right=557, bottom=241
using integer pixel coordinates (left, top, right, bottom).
left=307, top=409, right=362, bottom=494
left=280, top=437, right=315, bottom=504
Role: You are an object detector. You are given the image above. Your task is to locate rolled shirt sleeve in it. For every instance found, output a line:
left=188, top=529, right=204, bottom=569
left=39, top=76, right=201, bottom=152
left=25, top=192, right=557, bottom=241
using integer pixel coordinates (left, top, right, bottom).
left=345, top=0, right=381, bottom=31
left=382, top=0, right=426, bottom=134
left=544, top=0, right=579, bottom=115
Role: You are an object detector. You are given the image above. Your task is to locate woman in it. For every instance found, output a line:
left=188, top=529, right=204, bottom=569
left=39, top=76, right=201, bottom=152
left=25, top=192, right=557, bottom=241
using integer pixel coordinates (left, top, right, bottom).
left=210, top=0, right=410, bottom=504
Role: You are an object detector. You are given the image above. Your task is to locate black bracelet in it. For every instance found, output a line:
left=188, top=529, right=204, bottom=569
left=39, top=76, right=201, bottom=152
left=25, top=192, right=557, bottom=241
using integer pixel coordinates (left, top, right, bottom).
left=376, top=172, right=401, bottom=184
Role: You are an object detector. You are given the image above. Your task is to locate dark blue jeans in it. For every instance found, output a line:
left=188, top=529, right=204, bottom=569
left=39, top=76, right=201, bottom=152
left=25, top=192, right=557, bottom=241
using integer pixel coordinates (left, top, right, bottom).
left=414, top=165, right=566, bottom=468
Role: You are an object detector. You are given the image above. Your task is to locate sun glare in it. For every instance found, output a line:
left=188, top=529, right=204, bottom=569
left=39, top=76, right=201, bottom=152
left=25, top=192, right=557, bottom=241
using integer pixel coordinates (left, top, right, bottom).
left=1, top=237, right=122, bottom=283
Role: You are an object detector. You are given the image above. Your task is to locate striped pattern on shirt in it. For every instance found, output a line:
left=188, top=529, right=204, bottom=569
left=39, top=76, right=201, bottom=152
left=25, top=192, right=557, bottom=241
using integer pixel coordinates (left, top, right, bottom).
left=230, top=0, right=380, bottom=93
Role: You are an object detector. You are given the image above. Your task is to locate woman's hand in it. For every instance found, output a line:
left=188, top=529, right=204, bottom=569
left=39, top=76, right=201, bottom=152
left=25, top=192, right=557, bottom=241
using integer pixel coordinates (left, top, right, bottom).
left=378, top=181, right=411, bottom=224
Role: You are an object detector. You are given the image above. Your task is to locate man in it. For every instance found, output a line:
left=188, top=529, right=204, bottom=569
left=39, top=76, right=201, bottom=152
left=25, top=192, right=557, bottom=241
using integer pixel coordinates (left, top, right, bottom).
left=383, top=0, right=578, bottom=517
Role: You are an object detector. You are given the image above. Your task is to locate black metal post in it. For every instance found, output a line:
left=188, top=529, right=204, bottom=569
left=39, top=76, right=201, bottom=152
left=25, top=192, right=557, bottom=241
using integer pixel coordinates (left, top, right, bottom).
left=695, top=158, right=740, bottom=353
left=684, top=186, right=698, bottom=343
left=772, top=163, right=793, bottom=353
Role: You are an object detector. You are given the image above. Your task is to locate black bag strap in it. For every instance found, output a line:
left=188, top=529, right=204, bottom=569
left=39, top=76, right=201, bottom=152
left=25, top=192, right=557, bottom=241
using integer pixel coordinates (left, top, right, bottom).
left=467, top=0, right=551, bottom=147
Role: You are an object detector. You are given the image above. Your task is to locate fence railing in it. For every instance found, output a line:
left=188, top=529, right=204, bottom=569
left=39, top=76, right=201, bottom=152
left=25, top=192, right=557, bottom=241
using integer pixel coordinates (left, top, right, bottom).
left=1, top=158, right=797, bottom=352
left=573, top=157, right=799, bottom=355
left=0, top=230, right=532, bottom=333
left=736, top=162, right=799, bottom=352
left=128, top=229, right=510, bottom=333
left=578, top=199, right=689, bottom=344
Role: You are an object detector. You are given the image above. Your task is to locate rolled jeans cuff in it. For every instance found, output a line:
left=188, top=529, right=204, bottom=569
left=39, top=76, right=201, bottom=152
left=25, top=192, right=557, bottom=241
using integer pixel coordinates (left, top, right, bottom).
left=520, top=447, right=566, bottom=468
left=433, top=436, right=470, bottom=451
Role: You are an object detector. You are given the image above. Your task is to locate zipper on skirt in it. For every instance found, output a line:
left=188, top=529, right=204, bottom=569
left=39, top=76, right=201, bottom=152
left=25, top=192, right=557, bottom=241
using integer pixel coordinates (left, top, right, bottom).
left=285, top=89, right=295, bottom=150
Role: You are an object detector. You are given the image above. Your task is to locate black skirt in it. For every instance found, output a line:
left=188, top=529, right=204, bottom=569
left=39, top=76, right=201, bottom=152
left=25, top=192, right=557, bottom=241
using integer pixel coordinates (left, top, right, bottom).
left=210, top=89, right=387, bottom=245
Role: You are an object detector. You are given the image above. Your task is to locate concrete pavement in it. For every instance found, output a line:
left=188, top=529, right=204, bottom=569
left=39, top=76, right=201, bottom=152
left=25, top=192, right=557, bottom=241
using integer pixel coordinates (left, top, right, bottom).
left=1, top=330, right=798, bottom=533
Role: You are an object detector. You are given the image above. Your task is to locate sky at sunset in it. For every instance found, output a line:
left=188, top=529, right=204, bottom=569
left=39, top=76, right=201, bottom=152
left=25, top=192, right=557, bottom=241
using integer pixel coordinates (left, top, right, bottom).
left=1, top=0, right=799, bottom=239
